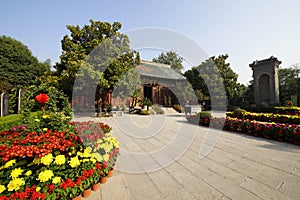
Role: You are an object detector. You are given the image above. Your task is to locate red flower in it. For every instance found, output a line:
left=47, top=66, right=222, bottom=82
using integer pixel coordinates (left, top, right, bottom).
left=35, top=94, right=50, bottom=104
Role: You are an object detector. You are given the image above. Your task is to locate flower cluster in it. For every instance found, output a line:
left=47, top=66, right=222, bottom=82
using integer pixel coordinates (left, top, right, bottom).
left=227, top=111, right=300, bottom=125
left=0, top=92, right=119, bottom=199
left=186, top=114, right=300, bottom=145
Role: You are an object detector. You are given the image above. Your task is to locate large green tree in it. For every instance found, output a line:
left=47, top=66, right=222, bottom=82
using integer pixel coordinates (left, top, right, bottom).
left=0, top=36, right=50, bottom=92
left=55, top=20, right=140, bottom=108
left=184, top=54, right=245, bottom=106
left=278, top=64, right=300, bottom=104
left=113, top=68, right=141, bottom=107
left=0, top=36, right=50, bottom=113
left=152, top=51, right=184, bottom=73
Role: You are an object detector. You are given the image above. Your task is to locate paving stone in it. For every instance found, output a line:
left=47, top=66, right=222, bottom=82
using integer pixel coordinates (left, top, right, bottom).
left=75, top=114, right=300, bottom=200
left=122, top=173, right=164, bottom=200
left=177, top=156, right=214, bottom=179
left=239, top=177, right=289, bottom=200
left=203, top=174, right=262, bottom=200
left=225, top=159, right=285, bottom=189
left=279, top=180, right=300, bottom=199
left=100, top=174, right=130, bottom=200
left=199, top=158, right=247, bottom=185
left=176, top=174, right=223, bottom=199
left=147, top=169, right=183, bottom=198
left=164, top=188, right=198, bottom=200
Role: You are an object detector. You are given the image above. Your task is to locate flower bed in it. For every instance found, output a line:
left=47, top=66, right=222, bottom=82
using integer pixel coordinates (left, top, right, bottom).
left=274, top=106, right=300, bottom=115
left=0, top=86, right=120, bottom=199
left=0, top=121, right=119, bottom=199
left=227, top=111, right=300, bottom=125
left=186, top=115, right=300, bottom=144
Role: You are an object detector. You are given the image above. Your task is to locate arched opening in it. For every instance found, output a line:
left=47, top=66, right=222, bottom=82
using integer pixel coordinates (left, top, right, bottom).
left=259, top=74, right=270, bottom=106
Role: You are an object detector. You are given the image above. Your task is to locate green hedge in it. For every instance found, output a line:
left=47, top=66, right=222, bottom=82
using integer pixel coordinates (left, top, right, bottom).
left=0, top=112, right=39, bottom=132
left=0, top=114, right=23, bottom=132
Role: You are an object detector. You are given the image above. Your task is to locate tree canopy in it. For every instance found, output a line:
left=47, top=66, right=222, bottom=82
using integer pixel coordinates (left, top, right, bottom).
left=278, top=64, right=300, bottom=104
left=0, top=36, right=50, bottom=93
left=184, top=54, right=245, bottom=106
left=152, top=51, right=184, bottom=73
left=55, top=20, right=140, bottom=108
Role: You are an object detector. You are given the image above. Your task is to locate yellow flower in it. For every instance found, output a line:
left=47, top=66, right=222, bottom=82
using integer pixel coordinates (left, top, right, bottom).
left=37, top=170, right=54, bottom=182
left=35, top=119, right=40, bottom=122
left=0, top=184, right=6, bottom=194
left=41, top=153, right=53, bottom=166
left=52, top=177, right=61, bottom=184
left=92, top=153, right=102, bottom=162
left=113, top=141, right=119, bottom=148
left=105, top=144, right=113, bottom=152
left=36, top=187, right=41, bottom=192
left=54, top=155, right=66, bottom=165
left=25, top=170, right=32, bottom=176
left=90, top=158, right=96, bottom=164
left=42, top=128, right=48, bottom=132
left=69, top=156, right=80, bottom=168
left=103, top=154, right=109, bottom=162
left=4, top=159, right=16, bottom=168
left=7, top=178, right=25, bottom=191
left=10, top=168, right=24, bottom=178
left=83, top=149, right=92, bottom=158
left=42, top=115, right=50, bottom=119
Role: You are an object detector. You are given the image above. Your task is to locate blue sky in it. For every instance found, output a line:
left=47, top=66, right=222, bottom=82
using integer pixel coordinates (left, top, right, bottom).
left=1, top=0, right=300, bottom=84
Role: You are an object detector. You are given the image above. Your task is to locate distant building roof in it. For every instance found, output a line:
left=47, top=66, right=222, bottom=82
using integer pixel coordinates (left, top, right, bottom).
left=136, top=61, right=185, bottom=80
left=249, top=56, right=282, bottom=68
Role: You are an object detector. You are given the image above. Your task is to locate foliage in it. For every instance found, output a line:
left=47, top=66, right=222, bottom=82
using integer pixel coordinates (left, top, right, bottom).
left=0, top=36, right=51, bottom=114
left=278, top=65, right=300, bottom=104
left=55, top=19, right=140, bottom=107
left=138, top=110, right=150, bottom=115
left=233, top=108, right=246, bottom=115
left=197, top=111, right=212, bottom=118
left=113, top=68, right=141, bottom=106
left=130, top=88, right=142, bottom=107
left=284, top=100, right=293, bottom=107
left=173, top=104, right=184, bottom=113
left=0, top=36, right=50, bottom=92
left=241, top=80, right=254, bottom=107
left=142, top=97, right=152, bottom=107
left=184, top=55, right=245, bottom=106
left=21, top=85, right=72, bottom=132
left=0, top=121, right=119, bottom=199
left=186, top=115, right=300, bottom=144
left=152, top=50, right=184, bottom=73
left=172, top=81, right=200, bottom=105
left=0, top=86, right=120, bottom=199
left=227, top=110, right=300, bottom=125
left=0, top=115, right=23, bottom=132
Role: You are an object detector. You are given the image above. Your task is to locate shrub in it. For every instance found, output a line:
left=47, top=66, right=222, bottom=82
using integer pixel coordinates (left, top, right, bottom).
left=21, top=85, right=72, bottom=132
left=197, top=111, right=212, bottom=118
left=0, top=114, right=23, bottom=132
left=139, top=110, right=150, bottom=115
left=173, top=104, right=184, bottom=113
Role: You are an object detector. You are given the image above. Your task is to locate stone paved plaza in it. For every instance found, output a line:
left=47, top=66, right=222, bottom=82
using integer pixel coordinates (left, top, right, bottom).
left=75, top=111, right=300, bottom=200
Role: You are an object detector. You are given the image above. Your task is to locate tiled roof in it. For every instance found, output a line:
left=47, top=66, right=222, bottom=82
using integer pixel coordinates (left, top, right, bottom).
left=136, top=61, right=185, bottom=80
left=249, top=56, right=281, bottom=67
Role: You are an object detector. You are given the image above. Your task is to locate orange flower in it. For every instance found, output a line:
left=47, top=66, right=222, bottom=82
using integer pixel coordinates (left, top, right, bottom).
left=35, top=94, right=50, bottom=104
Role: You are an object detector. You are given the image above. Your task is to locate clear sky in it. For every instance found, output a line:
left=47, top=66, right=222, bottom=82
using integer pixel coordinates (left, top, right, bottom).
left=1, top=0, right=300, bottom=85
